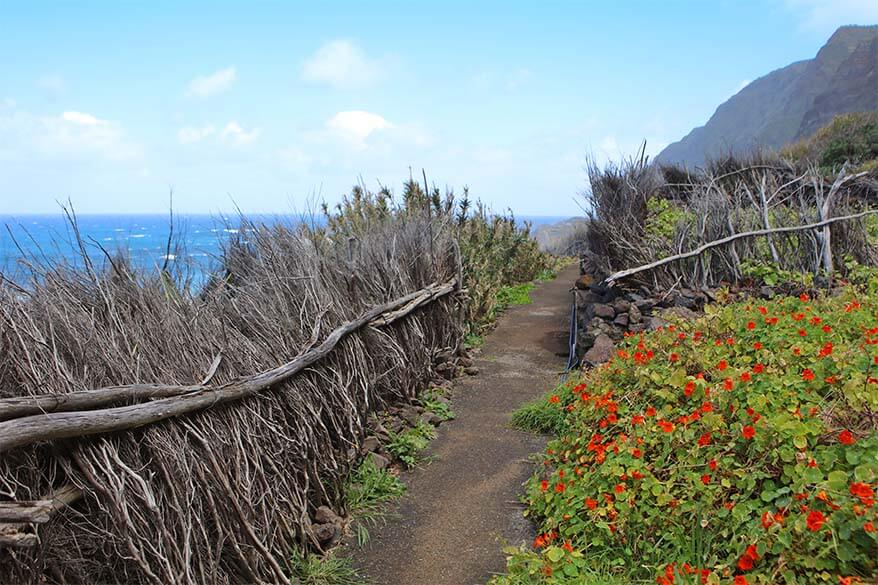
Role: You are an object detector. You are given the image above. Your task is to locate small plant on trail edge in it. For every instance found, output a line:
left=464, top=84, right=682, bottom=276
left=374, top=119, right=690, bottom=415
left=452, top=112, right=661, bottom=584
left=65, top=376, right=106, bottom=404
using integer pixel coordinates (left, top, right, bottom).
left=492, top=281, right=878, bottom=584
left=423, top=389, right=455, bottom=422
left=344, top=457, right=406, bottom=544
left=510, top=391, right=571, bottom=435
left=289, top=549, right=363, bottom=585
left=385, top=422, right=435, bottom=468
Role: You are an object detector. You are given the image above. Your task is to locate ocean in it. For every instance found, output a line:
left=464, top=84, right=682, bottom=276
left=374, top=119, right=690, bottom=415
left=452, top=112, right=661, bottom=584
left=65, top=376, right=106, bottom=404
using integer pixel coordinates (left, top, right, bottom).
left=0, top=213, right=569, bottom=280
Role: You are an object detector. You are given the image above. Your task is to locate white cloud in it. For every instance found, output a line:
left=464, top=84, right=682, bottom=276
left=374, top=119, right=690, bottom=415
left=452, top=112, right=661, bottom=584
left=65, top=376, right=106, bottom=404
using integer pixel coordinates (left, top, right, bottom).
left=326, top=110, right=392, bottom=148
left=221, top=121, right=260, bottom=145
left=302, top=40, right=381, bottom=89
left=784, top=0, right=878, bottom=34
left=185, top=66, right=236, bottom=98
left=62, top=111, right=107, bottom=126
left=177, top=125, right=215, bottom=144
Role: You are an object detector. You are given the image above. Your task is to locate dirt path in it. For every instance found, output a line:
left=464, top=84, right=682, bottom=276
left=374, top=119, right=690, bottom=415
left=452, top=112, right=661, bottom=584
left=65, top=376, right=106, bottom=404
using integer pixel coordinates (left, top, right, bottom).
left=355, top=264, right=579, bottom=585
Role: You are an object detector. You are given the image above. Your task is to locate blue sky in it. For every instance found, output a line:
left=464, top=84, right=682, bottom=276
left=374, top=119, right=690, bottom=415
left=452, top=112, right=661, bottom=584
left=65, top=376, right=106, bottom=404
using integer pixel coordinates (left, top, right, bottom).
left=1, top=1, right=876, bottom=216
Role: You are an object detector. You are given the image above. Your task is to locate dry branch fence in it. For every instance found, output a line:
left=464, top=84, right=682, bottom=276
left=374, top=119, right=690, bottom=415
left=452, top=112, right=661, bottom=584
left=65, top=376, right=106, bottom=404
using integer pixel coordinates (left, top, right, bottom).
left=584, top=153, right=878, bottom=289
left=0, top=213, right=465, bottom=584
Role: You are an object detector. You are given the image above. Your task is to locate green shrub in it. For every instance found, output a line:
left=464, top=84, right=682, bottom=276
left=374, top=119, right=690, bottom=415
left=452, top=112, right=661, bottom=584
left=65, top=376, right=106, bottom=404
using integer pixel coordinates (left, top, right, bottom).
left=498, top=285, right=878, bottom=584
left=344, top=457, right=406, bottom=545
left=783, top=112, right=878, bottom=172
left=385, top=422, right=435, bottom=468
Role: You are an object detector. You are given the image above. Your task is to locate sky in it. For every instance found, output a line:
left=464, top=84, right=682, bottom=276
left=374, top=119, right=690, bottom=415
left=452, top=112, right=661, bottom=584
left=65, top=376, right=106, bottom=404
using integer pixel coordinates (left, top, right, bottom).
left=1, top=1, right=877, bottom=216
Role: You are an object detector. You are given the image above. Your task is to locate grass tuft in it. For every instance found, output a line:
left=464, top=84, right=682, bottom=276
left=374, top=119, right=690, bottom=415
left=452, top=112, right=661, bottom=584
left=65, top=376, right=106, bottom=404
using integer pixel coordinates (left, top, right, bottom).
left=510, top=390, right=570, bottom=435
left=289, top=549, right=364, bottom=585
left=385, top=422, right=435, bottom=469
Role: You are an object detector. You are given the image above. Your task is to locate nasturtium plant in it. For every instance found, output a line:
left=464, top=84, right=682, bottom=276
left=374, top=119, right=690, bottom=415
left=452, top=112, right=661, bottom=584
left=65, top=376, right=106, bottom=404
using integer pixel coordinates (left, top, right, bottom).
left=494, top=283, right=878, bottom=585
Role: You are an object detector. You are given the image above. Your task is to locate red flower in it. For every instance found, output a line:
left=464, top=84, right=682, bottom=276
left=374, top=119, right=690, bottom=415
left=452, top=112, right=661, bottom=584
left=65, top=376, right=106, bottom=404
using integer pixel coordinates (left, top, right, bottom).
left=684, top=381, right=696, bottom=397
left=562, top=540, right=574, bottom=552
left=741, top=371, right=751, bottom=382
left=697, top=432, right=711, bottom=447
left=614, top=483, right=625, bottom=494
left=632, top=415, right=645, bottom=426
left=701, top=474, right=710, bottom=485
left=753, top=341, right=763, bottom=350
left=734, top=577, right=749, bottom=585
left=798, top=329, right=807, bottom=337
left=658, top=420, right=675, bottom=433
left=742, top=425, right=756, bottom=440
left=646, top=406, right=657, bottom=417
left=724, top=378, right=734, bottom=391
left=806, top=510, right=826, bottom=531
left=761, top=511, right=774, bottom=529
left=708, top=459, right=717, bottom=471
left=839, top=430, right=856, bottom=445
left=549, top=395, right=560, bottom=404
left=800, top=293, right=810, bottom=302
left=717, top=359, right=727, bottom=371
left=669, top=353, right=679, bottom=362
left=540, top=480, right=549, bottom=492
left=802, top=369, right=815, bottom=381
left=752, top=363, right=765, bottom=373
left=746, top=321, right=755, bottom=330
left=819, top=342, right=833, bottom=357
left=822, top=325, right=832, bottom=333
left=865, top=521, right=875, bottom=533
left=554, top=482, right=565, bottom=493
left=849, top=482, right=874, bottom=505
left=585, top=497, right=597, bottom=510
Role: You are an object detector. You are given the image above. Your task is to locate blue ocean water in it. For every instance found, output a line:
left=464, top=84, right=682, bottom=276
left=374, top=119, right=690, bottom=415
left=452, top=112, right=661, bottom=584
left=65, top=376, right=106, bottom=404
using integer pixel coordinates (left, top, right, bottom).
left=0, top=213, right=569, bottom=278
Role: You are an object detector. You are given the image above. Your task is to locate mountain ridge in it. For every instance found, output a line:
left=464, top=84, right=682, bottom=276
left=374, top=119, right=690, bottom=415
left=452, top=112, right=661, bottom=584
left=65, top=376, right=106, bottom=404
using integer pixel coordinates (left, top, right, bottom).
left=657, top=25, right=878, bottom=167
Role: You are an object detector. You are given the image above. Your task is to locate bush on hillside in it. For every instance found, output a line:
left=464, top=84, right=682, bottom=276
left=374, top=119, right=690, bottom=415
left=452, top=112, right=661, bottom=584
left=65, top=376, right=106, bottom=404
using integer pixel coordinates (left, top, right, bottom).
left=493, top=280, right=878, bottom=584
left=783, top=112, right=878, bottom=172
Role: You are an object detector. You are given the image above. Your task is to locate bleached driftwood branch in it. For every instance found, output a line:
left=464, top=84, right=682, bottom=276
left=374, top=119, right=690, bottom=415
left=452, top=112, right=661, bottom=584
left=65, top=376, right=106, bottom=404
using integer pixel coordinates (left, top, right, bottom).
left=603, top=209, right=878, bottom=285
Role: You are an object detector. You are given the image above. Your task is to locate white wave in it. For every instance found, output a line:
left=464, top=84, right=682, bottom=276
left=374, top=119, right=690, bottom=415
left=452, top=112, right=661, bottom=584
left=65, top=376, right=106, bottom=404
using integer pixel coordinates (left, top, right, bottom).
left=129, top=234, right=146, bottom=239
left=224, top=228, right=239, bottom=234
left=162, top=254, right=176, bottom=261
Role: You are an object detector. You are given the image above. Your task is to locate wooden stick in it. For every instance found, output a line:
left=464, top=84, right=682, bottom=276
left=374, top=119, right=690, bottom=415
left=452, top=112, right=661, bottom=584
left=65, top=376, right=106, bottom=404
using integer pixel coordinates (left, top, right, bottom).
left=603, top=210, right=878, bottom=285
left=0, top=280, right=457, bottom=453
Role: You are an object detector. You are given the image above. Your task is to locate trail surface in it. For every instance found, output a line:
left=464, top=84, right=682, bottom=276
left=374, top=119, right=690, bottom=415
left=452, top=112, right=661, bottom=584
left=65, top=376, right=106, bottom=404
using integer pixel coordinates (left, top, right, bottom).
left=356, top=264, right=578, bottom=585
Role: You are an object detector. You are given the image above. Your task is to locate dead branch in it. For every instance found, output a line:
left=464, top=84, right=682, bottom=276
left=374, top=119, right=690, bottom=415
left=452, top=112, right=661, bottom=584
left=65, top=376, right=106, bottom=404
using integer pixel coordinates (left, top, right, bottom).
left=604, top=209, right=878, bottom=285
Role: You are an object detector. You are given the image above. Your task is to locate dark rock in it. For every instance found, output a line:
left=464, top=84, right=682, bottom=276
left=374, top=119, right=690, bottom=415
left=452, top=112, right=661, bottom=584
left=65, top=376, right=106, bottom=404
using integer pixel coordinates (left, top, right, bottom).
left=613, top=313, right=629, bottom=327
left=458, top=356, right=474, bottom=368
left=583, top=333, right=614, bottom=366
left=399, top=406, right=421, bottom=426
left=593, top=303, right=615, bottom=320
left=759, top=286, right=775, bottom=300
left=675, top=295, right=698, bottom=309
left=420, top=412, right=442, bottom=426
left=361, top=436, right=381, bottom=454
left=635, top=299, right=655, bottom=313
left=612, top=299, right=631, bottom=314
left=660, top=306, right=700, bottom=321
left=314, top=505, right=340, bottom=525
left=577, top=330, right=596, bottom=351
left=628, top=304, right=643, bottom=324
left=463, top=366, right=480, bottom=376
left=629, top=323, right=647, bottom=333
left=312, top=522, right=341, bottom=546
left=646, top=316, right=670, bottom=330
left=368, top=452, right=390, bottom=470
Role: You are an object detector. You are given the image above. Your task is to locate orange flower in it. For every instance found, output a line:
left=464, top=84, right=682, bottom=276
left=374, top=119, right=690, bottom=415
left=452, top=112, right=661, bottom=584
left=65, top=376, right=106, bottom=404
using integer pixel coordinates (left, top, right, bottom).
left=585, top=497, right=597, bottom=510
left=549, top=395, right=560, bottom=404
left=839, top=430, right=856, bottom=445
left=734, top=577, right=749, bottom=585
left=806, top=510, right=826, bottom=532
left=658, top=420, right=675, bottom=433
left=562, top=540, right=574, bottom=552
left=865, top=521, right=875, bottom=533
